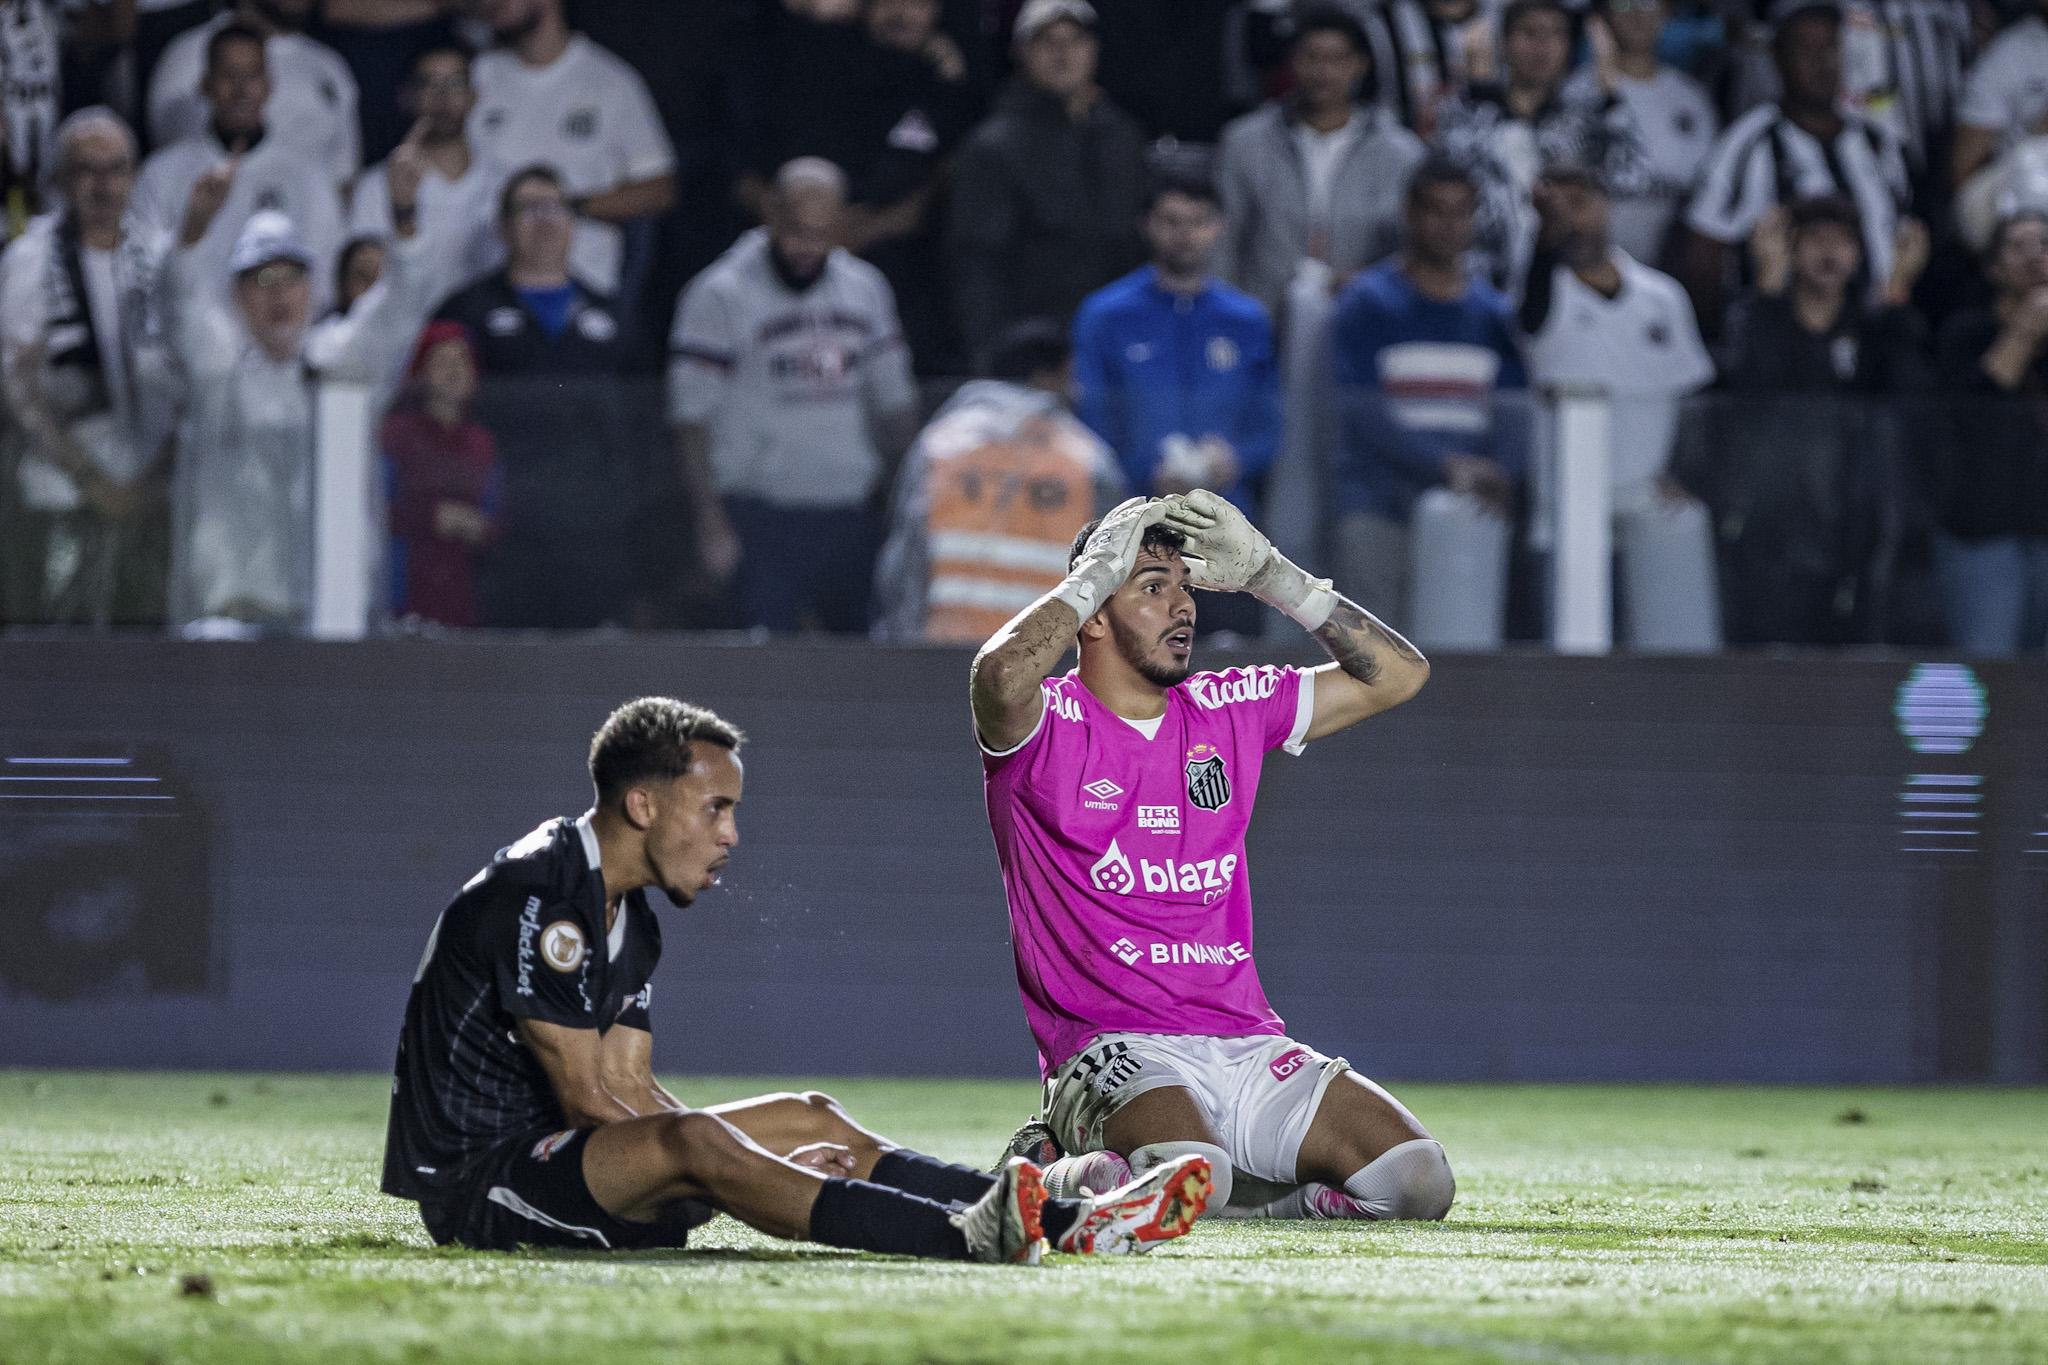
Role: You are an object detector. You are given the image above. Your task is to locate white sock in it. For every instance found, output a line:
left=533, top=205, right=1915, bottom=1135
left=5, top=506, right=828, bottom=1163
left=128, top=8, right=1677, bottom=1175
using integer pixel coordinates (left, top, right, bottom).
left=1041, top=1151, right=1131, bottom=1199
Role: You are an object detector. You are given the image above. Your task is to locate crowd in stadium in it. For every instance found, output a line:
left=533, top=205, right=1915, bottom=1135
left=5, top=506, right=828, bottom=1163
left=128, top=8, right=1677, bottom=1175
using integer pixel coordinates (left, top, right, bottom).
left=1, top=0, right=2044, bottom=652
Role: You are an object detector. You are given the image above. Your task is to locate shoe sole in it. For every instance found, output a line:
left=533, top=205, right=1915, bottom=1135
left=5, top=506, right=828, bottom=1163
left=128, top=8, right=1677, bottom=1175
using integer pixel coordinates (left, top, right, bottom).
left=1068, top=1157, right=1212, bottom=1254
left=1008, top=1160, right=1048, bottom=1265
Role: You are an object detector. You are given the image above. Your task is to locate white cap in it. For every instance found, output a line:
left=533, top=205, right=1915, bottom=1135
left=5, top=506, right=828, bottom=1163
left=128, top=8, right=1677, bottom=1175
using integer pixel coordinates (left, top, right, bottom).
left=1014, top=0, right=1096, bottom=43
left=228, top=210, right=313, bottom=275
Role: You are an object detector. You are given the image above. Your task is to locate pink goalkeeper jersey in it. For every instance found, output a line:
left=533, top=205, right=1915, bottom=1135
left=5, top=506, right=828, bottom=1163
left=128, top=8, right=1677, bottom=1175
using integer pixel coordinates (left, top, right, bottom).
left=981, top=665, right=1316, bottom=1075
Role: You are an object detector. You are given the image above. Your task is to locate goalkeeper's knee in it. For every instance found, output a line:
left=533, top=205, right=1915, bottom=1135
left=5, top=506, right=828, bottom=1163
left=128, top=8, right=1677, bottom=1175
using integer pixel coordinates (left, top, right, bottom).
left=1342, top=1138, right=1454, bottom=1220
left=1128, top=1140, right=1233, bottom=1209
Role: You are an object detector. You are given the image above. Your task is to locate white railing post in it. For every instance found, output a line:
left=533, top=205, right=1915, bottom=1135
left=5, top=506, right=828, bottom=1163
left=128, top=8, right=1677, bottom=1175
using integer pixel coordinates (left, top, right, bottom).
left=1550, top=387, right=1613, bottom=655
left=310, top=379, right=379, bottom=640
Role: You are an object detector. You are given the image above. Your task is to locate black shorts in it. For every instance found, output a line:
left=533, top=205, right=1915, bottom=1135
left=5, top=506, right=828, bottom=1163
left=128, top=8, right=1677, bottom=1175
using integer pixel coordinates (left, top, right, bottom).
left=418, top=1127, right=718, bottom=1252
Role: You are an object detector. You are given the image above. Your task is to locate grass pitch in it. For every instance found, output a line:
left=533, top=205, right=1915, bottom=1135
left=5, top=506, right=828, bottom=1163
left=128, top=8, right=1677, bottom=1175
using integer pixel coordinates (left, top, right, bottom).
left=1, top=1074, right=2043, bottom=1365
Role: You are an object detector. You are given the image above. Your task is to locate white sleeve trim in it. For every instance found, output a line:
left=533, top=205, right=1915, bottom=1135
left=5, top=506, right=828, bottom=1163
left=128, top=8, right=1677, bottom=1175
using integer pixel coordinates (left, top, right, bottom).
left=977, top=691, right=1048, bottom=758
left=1282, top=669, right=1315, bottom=756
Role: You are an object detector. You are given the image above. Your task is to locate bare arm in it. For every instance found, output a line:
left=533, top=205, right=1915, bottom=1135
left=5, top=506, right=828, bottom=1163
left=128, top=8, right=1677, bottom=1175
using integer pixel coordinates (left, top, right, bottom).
left=1299, top=593, right=1432, bottom=740
left=577, top=175, right=676, bottom=225
left=516, top=1018, right=641, bottom=1127
left=970, top=496, right=1168, bottom=750
left=970, top=595, right=1082, bottom=752
left=599, top=1025, right=686, bottom=1115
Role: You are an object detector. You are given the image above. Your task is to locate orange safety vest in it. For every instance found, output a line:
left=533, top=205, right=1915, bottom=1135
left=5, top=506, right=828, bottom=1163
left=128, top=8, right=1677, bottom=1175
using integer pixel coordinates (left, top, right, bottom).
left=922, top=410, right=1100, bottom=645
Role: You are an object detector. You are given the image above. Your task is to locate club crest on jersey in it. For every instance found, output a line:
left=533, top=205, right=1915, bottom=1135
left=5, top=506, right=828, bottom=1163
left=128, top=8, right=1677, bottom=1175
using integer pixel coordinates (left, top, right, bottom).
left=530, top=1129, right=577, bottom=1162
left=541, top=920, right=586, bottom=973
left=1185, top=743, right=1231, bottom=811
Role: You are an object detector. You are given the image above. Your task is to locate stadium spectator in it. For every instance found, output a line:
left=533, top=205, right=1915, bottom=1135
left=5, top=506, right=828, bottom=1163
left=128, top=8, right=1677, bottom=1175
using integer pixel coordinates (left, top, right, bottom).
left=435, top=164, right=639, bottom=629
left=872, top=318, right=1122, bottom=643
left=134, top=22, right=345, bottom=311
left=1563, top=0, right=1720, bottom=268
left=1523, top=162, right=1721, bottom=650
left=307, top=0, right=462, bottom=166
left=0, top=109, right=177, bottom=628
left=349, top=44, right=508, bottom=309
left=1, top=0, right=63, bottom=239
left=1071, top=175, right=1280, bottom=638
left=333, top=235, right=385, bottom=313
left=1681, top=0, right=1913, bottom=336
left=1433, top=0, right=1617, bottom=291
left=1949, top=0, right=2047, bottom=192
left=147, top=0, right=360, bottom=190
left=465, top=0, right=675, bottom=299
left=381, top=319, right=500, bottom=629
left=1330, top=157, right=1530, bottom=650
left=1704, top=196, right=1931, bottom=643
left=668, top=159, right=918, bottom=634
left=734, top=0, right=980, bottom=374
left=1927, top=208, right=2048, bottom=654
left=163, top=163, right=428, bottom=635
left=1215, top=4, right=1425, bottom=321
left=947, top=0, right=1150, bottom=363
left=1313, top=0, right=1491, bottom=139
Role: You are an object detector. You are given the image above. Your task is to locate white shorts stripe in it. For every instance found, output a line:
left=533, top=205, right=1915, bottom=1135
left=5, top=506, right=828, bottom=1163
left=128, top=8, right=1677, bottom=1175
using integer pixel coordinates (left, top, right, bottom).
left=485, top=1185, right=612, bottom=1248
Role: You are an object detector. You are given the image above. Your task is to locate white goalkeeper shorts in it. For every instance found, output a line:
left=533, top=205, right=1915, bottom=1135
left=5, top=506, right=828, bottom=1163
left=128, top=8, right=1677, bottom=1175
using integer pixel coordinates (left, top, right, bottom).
left=1041, top=1032, right=1350, bottom=1185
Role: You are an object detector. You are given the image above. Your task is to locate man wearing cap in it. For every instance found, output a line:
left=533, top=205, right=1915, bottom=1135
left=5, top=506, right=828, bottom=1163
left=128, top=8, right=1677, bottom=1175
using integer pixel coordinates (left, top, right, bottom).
left=1521, top=161, right=1720, bottom=651
left=1681, top=0, right=1914, bottom=337
left=134, top=20, right=345, bottom=312
left=161, top=155, right=433, bottom=634
left=947, top=0, right=1150, bottom=362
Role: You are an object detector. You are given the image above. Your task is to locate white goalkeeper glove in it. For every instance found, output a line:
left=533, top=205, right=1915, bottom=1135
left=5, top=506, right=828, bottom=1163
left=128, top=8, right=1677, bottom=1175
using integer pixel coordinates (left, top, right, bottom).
left=1051, top=496, right=1170, bottom=621
left=1160, top=489, right=1337, bottom=630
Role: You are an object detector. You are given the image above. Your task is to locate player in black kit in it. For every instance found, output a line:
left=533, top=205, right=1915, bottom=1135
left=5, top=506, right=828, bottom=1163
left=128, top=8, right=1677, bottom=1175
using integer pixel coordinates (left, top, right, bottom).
left=382, top=696, right=1211, bottom=1262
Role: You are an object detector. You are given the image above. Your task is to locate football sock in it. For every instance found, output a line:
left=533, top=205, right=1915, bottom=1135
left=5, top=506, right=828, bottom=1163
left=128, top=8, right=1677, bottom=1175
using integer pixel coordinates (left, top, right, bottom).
left=1339, top=1139, right=1455, bottom=1220
left=869, top=1150, right=997, bottom=1205
left=807, top=1177, right=969, bottom=1259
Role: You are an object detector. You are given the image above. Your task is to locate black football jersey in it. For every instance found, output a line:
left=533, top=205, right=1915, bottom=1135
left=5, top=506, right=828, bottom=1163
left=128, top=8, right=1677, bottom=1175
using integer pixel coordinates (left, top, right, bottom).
left=381, top=815, right=660, bottom=1203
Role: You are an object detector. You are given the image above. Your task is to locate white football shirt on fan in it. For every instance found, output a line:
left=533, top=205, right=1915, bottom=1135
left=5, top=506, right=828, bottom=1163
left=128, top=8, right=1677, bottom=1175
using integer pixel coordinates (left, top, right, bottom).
left=1956, top=15, right=2048, bottom=156
left=468, top=34, right=674, bottom=294
left=1524, top=251, right=1713, bottom=515
left=147, top=15, right=361, bottom=190
left=349, top=153, right=509, bottom=306
left=1686, top=103, right=1909, bottom=294
left=134, top=129, right=346, bottom=310
left=1565, top=65, right=1719, bottom=264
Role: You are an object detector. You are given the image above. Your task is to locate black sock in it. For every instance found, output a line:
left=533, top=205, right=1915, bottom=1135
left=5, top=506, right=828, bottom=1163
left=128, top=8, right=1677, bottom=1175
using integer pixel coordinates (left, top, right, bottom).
left=808, top=1177, right=970, bottom=1260
left=868, top=1150, right=997, bottom=1205
left=1042, top=1199, right=1080, bottom=1246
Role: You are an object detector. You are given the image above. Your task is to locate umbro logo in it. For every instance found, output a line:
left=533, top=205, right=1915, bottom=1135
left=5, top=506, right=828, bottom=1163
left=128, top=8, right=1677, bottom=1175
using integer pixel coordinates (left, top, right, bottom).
left=1082, top=777, right=1123, bottom=810
left=1110, top=937, right=1142, bottom=965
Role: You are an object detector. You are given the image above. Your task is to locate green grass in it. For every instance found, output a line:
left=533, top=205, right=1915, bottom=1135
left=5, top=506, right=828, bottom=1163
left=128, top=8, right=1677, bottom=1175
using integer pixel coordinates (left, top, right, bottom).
left=2, top=1074, right=2045, bottom=1365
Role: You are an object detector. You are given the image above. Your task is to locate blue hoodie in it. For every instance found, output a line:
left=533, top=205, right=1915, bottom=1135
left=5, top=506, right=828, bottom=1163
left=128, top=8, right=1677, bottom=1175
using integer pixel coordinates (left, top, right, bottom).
left=1071, top=267, right=1281, bottom=511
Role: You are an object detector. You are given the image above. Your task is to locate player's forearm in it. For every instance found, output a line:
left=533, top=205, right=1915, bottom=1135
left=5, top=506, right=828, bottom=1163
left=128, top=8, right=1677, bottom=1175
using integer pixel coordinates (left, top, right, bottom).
left=1308, top=590, right=1430, bottom=702
left=970, top=595, right=1080, bottom=733
left=556, top=1079, right=642, bottom=1128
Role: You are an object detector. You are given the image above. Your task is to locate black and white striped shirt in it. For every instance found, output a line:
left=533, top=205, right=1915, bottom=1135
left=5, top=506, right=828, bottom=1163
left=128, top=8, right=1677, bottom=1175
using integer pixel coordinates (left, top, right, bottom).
left=1686, top=104, right=1911, bottom=292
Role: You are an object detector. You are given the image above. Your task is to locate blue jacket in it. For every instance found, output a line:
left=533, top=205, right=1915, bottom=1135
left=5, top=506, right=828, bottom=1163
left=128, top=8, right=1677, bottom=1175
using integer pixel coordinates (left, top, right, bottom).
left=1330, top=259, right=1529, bottom=522
left=1071, top=268, right=1281, bottom=511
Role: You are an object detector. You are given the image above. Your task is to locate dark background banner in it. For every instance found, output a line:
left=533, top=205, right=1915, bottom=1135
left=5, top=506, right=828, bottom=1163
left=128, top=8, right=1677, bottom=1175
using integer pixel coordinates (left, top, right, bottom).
left=2, top=640, right=2041, bottom=1082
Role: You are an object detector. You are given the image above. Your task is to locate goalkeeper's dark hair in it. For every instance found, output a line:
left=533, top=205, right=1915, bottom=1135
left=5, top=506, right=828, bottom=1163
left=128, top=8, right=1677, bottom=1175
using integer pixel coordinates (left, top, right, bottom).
left=589, top=697, right=745, bottom=808
left=1067, top=517, right=1186, bottom=572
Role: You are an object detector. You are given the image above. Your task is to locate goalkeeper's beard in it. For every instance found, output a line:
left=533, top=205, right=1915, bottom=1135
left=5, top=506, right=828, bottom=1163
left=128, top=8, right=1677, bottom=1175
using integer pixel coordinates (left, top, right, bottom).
left=1110, top=613, right=1194, bottom=688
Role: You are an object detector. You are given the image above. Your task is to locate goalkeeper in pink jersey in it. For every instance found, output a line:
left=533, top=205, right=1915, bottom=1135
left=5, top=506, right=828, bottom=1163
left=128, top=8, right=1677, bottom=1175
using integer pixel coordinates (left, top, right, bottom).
left=970, top=489, right=1453, bottom=1224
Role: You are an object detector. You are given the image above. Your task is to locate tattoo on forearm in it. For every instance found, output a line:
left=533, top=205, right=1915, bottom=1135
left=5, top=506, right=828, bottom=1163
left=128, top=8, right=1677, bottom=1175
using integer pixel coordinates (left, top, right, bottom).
left=1312, top=595, right=1426, bottom=688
